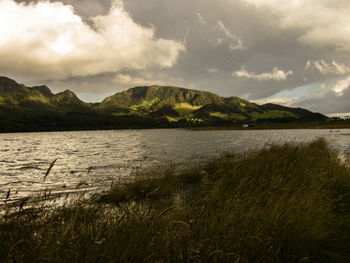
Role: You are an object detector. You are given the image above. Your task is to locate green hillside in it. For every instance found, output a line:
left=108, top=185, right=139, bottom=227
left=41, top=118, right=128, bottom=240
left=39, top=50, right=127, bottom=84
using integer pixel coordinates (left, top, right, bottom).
left=97, top=85, right=326, bottom=124
left=0, top=76, right=328, bottom=132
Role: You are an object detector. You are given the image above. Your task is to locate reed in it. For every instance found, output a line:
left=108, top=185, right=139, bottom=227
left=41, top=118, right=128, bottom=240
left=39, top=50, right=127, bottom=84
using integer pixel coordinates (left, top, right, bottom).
left=44, top=158, right=57, bottom=181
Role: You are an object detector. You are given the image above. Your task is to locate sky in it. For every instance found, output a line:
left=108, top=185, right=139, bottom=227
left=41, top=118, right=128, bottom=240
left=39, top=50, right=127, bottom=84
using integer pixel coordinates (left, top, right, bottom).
left=2, top=0, right=350, bottom=114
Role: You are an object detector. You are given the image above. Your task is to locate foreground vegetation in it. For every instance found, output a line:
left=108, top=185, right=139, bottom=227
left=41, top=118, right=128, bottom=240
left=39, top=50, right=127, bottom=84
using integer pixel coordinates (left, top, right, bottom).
left=1, top=139, right=350, bottom=262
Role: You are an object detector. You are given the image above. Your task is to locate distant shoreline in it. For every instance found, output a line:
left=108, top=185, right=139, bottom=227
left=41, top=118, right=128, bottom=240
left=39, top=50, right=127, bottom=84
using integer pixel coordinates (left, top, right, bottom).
left=2, top=120, right=350, bottom=134
left=185, top=121, right=350, bottom=131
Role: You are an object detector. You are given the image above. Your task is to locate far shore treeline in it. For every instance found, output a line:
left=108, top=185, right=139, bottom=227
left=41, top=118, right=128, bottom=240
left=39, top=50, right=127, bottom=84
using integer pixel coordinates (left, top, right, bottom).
left=1, top=76, right=348, bottom=133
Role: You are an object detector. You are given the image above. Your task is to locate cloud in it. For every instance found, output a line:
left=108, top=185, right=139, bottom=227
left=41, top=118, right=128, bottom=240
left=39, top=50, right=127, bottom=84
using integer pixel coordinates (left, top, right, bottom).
left=112, top=70, right=190, bottom=89
left=296, top=83, right=350, bottom=114
left=8, top=0, right=350, bottom=115
left=253, top=82, right=327, bottom=108
left=0, top=0, right=185, bottom=79
left=113, top=73, right=166, bottom=87
left=305, top=60, right=350, bottom=75
left=207, top=68, right=218, bottom=74
left=233, top=66, right=293, bottom=81
left=241, top=0, right=350, bottom=51
left=331, top=76, right=350, bottom=96
left=253, top=77, right=350, bottom=113
left=195, top=12, right=206, bottom=24
left=215, top=20, right=244, bottom=51
left=327, top=113, right=350, bottom=118
left=253, top=97, right=296, bottom=107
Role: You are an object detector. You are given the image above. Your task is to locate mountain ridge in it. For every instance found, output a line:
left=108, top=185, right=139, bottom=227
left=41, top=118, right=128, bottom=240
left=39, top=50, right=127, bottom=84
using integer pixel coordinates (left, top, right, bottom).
left=0, top=76, right=328, bottom=132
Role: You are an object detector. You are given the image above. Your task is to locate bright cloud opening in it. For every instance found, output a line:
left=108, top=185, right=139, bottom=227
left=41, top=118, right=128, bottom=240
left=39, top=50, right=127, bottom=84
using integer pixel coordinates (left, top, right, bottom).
left=332, top=76, right=350, bottom=96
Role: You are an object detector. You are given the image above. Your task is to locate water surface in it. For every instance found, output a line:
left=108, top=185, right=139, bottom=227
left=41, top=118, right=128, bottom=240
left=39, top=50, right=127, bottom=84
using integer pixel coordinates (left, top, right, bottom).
left=1, top=129, right=350, bottom=202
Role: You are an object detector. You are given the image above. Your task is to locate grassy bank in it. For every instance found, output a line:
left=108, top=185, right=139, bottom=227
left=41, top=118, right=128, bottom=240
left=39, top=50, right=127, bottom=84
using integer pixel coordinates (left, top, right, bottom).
left=1, top=139, right=349, bottom=262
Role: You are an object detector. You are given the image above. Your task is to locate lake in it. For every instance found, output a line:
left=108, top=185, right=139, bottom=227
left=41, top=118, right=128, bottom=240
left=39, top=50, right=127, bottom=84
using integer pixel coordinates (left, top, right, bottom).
left=1, top=128, right=350, bottom=203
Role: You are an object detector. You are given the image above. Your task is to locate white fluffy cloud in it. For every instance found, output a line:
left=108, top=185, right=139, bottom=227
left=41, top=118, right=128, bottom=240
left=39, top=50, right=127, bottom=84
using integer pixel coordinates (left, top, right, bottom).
left=0, top=0, right=185, bottom=79
left=233, top=66, right=293, bottom=81
left=241, top=0, right=350, bottom=51
left=305, top=60, right=350, bottom=75
left=331, top=76, right=350, bottom=96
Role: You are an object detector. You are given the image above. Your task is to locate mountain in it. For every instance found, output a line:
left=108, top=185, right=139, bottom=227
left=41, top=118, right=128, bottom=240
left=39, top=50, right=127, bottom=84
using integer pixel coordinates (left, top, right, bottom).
left=0, top=76, right=327, bottom=132
left=96, top=85, right=326, bottom=124
left=0, top=76, right=90, bottom=112
left=99, top=86, right=223, bottom=110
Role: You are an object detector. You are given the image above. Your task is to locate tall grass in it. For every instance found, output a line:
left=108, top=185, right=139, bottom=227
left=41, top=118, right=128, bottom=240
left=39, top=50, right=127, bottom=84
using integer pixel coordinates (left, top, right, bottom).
left=0, top=138, right=349, bottom=262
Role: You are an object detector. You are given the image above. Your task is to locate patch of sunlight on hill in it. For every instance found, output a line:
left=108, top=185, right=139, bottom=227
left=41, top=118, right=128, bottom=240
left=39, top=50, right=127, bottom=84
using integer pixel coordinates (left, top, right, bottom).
left=166, top=116, right=179, bottom=122
left=210, top=112, right=228, bottom=118
left=174, top=103, right=202, bottom=110
left=130, top=98, right=160, bottom=111
left=174, top=103, right=203, bottom=116
left=27, top=95, right=49, bottom=103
